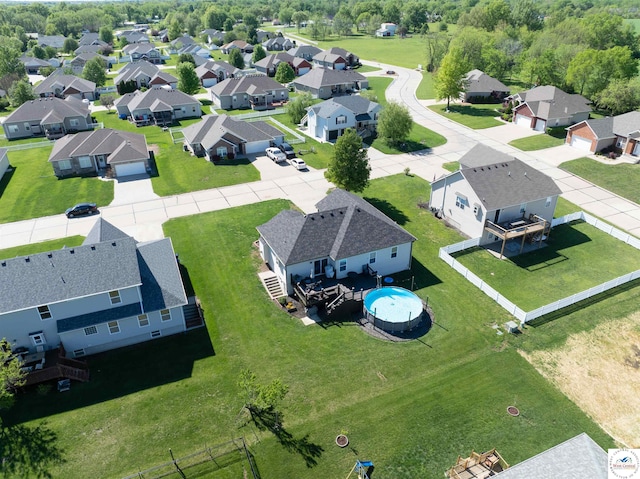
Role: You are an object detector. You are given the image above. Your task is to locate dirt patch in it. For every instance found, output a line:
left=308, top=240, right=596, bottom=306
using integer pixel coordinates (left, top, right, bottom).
left=520, top=314, right=640, bottom=448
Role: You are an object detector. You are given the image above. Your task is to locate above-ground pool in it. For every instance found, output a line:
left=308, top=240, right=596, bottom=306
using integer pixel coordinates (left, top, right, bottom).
left=363, top=286, right=424, bottom=333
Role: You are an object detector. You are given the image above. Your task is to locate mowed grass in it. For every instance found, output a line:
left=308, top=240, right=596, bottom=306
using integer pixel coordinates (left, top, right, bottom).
left=509, top=133, right=564, bottom=151
left=0, top=146, right=114, bottom=223
left=429, top=104, right=504, bottom=129
left=453, top=218, right=640, bottom=311
left=416, top=71, right=436, bottom=100
left=560, top=157, right=640, bottom=205
left=0, top=236, right=84, bottom=259
left=92, top=111, right=260, bottom=197
left=7, top=175, right=617, bottom=478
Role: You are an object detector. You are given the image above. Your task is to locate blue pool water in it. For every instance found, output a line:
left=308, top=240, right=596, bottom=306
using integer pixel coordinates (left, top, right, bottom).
left=364, top=286, right=423, bottom=325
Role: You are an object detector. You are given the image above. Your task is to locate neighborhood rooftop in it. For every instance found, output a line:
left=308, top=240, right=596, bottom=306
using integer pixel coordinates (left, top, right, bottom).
left=4, top=97, right=90, bottom=123
left=48, top=128, right=148, bottom=165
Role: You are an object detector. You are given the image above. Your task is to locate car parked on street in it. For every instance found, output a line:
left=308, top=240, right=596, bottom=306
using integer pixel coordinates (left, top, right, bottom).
left=288, top=157, right=307, bottom=170
left=278, top=142, right=296, bottom=159
left=265, top=147, right=287, bottom=163
left=65, top=203, right=98, bottom=218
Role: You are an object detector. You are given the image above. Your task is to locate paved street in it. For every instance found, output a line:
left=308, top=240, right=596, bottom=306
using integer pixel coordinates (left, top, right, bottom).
left=2, top=63, right=640, bottom=249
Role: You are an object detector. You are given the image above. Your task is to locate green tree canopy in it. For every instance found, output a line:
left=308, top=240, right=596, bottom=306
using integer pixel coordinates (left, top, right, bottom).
left=291, top=11, right=309, bottom=33
left=274, top=62, right=295, bottom=84
left=31, top=45, right=46, bottom=59
left=228, top=48, right=245, bottom=69
left=377, top=101, right=413, bottom=147
left=0, top=36, right=26, bottom=79
left=325, top=128, right=371, bottom=193
left=238, top=369, right=288, bottom=416
left=62, top=37, right=78, bottom=54
left=176, top=62, right=200, bottom=95
left=252, top=45, right=267, bottom=64
left=435, top=46, right=468, bottom=109
left=286, top=91, right=313, bottom=124
left=99, top=26, right=113, bottom=45
left=99, top=93, right=115, bottom=111
left=177, top=53, right=195, bottom=65
left=82, top=56, right=107, bottom=87
left=9, top=79, right=35, bottom=107
left=596, top=78, right=640, bottom=116
left=0, top=339, right=26, bottom=410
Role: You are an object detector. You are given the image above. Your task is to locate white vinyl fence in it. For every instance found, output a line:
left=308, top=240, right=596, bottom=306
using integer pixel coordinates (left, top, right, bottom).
left=439, top=211, right=640, bottom=325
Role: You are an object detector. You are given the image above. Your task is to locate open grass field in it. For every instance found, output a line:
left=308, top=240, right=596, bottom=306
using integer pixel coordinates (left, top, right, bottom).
left=0, top=146, right=114, bottom=223
left=429, top=104, right=504, bottom=129
left=453, top=218, right=640, bottom=311
left=416, top=72, right=436, bottom=100
left=560, top=157, right=640, bottom=205
left=5, top=175, right=620, bottom=478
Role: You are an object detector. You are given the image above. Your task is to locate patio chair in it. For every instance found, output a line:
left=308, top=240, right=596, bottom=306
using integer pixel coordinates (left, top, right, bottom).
left=57, top=379, right=71, bottom=392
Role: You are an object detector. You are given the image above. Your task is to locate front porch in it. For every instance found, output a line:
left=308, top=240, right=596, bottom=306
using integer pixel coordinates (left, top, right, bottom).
left=484, top=214, right=550, bottom=259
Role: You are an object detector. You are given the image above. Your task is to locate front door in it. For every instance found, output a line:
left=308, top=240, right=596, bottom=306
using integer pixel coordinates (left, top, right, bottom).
left=314, top=259, right=328, bottom=276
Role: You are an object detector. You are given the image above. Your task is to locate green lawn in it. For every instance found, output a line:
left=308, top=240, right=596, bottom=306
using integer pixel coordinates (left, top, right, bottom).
left=5, top=175, right=619, bottom=478
left=416, top=72, right=436, bottom=100
left=92, top=111, right=260, bottom=197
left=0, top=146, right=114, bottom=223
left=560, top=157, right=640, bottom=205
left=509, top=133, right=564, bottom=151
left=0, top=236, right=84, bottom=259
left=429, top=104, right=504, bottom=129
left=624, top=18, right=640, bottom=33
left=453, top=215, right=640, bottom=311
left=442, top=161, right=459, bottom=172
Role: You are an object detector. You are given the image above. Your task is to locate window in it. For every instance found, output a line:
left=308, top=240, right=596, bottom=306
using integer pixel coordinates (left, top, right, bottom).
left=369, top=252, right=376, bottom=264
left=73, top=349, right=85, bottom=357
left=58, top=159, right=72, bottom=170
left=69, top=118, right=79, bottom=127
left=336, top=115, right=347, bottom=125
left=216, top=146, right=227, bottom=158
left=138, top=314, right=149, bottom=327
left=473, top=204, right=480, bottom=215
left=108, top=321, right=120, bottom=334
left=37, top=305, right=52, bottom=320
left=339, top=259, right=347, bottom=272
left=232, top=95, right=237, bottom=102
left=30, top=333, right=46, bottom=346
left=520, top=203, right=527, bottom=214
left=455, top=196, right=465, bottom=210
left=545, top=196, right=552, bottom=208
left=151, top=330, right=161, bottom=338
left=109, top=290, right=121, bottom=304
left=24, top=122, right=30, bottom=131
left=84, top=326, right=98, bottom=335
left=7, top=124, right=18, bottom=133
left=391, top=247, right=397, bottom=258
left=79, top=156, right=92, bottom=168
left=160, top=309, right=171, bottom=322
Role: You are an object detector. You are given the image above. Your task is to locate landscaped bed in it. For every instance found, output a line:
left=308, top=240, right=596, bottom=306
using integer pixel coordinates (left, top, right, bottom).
left=3, top=176, right=618, bottom=479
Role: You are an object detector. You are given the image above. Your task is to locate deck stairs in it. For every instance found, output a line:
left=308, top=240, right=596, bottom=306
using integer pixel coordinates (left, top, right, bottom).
left=259, top=271, right=286, bottom=299
left=183, top=296, right=204, bottom=330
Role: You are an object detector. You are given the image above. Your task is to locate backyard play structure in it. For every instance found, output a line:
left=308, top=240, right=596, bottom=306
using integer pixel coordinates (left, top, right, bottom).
left=345, top=460, right=374, bottom=479
left=445, top=449, right=508, bottom=478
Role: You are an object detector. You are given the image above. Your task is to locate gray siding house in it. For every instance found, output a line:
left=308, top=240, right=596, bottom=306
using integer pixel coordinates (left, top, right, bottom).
left=2, top=97, right=93, bottom=140
left=0, top=219, right=188, bottom=359
left=209, top=75, right=289, bottom=111
left=429, top=144, right=561, bottom=247
left=257, top=189, right=416, bottom=295
left=114, top=61, right=178, bottom=92
left=291, top=69, right=368, bottom=99
left=114, top=87, right=202, bottom=125
left=305, top=95, right=381, bottom=141
left=462, top=69, right=509, bottom=101
left=34, top=73, right=98, bottom=101
left=512, top=86, right=591, bottom=131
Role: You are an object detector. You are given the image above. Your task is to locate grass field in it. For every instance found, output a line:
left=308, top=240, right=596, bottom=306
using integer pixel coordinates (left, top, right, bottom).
left=4, top=175, right=621, bottom=478
left=560, top=157, right=640, bottom=205
left=453, top=219, right=640, bottom=311
left=416, top=72, right=436, bottom=100
left=509, top=133, right=564, bottom=151
left=429, top=104, right=504, bottom=129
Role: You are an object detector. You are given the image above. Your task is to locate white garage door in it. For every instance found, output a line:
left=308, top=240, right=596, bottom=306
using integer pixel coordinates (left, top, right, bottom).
left=534, top=119, right=546, bottom=132
left=570, top=135, right=593, bottom=152
left=114, top=162, right=146, bottom=177
left=245, top=140, right=271, bottom=155
left=515, top=114, right=531, bottom=128
left=633, top=142, right=640, bottom=156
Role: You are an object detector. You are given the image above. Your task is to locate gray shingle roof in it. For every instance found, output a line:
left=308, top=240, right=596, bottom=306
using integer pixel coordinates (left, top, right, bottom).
left=123, top=43, right=159, bottom=55
left=292, top=69, right=365, bottom=90
left=573, top=117, right=615, bottom=140
left=33, top=73, right=96, bottom=96
left=254, top=52, right=294, bottom=70
left=494, top=433, right=606, bottom=479
left=257, top=189, right=415, bottom=265
left=459, top=143, right=509, bottom=169
left=4, top=97, right=90, bottom=123
left=210, top=74, right=286, bottom=98
left=83, top=218, right=130, bottom=245
left=182, top=114, right=283, bottom=150
left=137, top=238, right=188, bottom=312
left=48, top=129, right=148, bottom=165
left=114, top=61, right=160, bottom=84
left=57, top=302, right=143, bottom=333
left=114, top=86, right=199, bottom=112
left=38, top=35, right=66, bottom=49
left=465, top=69, right=509, bottom=94
left=459, top=147, right=561, bottom=210
left=288, top=45, right=322, bottom=59
left=612, top=111, right=640, bottom=137
left=309, top=95, right=380, bottom=119
left=516, top=86, right=591, bottom=119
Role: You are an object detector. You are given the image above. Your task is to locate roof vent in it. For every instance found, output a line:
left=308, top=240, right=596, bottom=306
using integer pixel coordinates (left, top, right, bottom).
left=25, top=257, right=30, bottom=262
left=91, top=245, right=96, bottom=250
left=112, top=242, right=117, bottom=246
left=47, top=253, right=53, bottom=258
left=508, top=171, right=511, bottom=176
left=524, top=171, right=528, bottom=177
left=70, top=249, right=74, bottom=254
left=1, top=261, right=5, bottom=267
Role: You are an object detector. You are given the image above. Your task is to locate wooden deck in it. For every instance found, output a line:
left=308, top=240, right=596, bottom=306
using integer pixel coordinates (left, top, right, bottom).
left=485, top=214, right=551, bottom=259
left=446, top=449, right=508, bottom=479
left=22, top=347, right=90, bottom=387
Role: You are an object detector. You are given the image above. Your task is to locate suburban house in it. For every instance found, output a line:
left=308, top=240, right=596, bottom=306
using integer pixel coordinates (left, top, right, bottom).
left=291, top=69, right=368, bottom=99
left=48, top=128, right=149, bottom=178
left=114, top=61, right=177, bottom=93
left=566, top=111, right=640, bottom=157
left=156, top=29, right=170, bottom=43
left=67, top=52, right=113, bottom=75
left=511, top=86, right=591, bottom=131
left=254, top=52, right=311, bottom=77
left=262, top=36, right=294, bottom=51
left=201, top=29, right=225, bottom=45
left=114, top=87, right=202, bottom=126
left=78, top=32, right=108, bottom=48
left=220, top=40, right=253, bottom=54
left=118, top=31, right=150, bottom=44
left=304, top=95, right=381, bottom=142
left=313, top=47, right=360, bottom=69
left=376, top=23, right=398, bottom=37
left=0, top=218, right=191, bottom=359
left=122, top=43, right=163, bottom=64
left=257, top=188, right=417, bottom=295
left=288, top=45, right=323, bottom=61
left=176, top=43, right=211, bottom=59
left=0, top=148, right=10, bottom=181
left=429, top=144, right=561, bottom=247
left=462, top=69, right=510, bottom=102
left=34, top=73, right=98, bottom=101
left=195, top=60, right=240, bottom=88
left=20, top=56, right=54, bottom=75
left=74, top=44, right=110, bottom=56
left=209, top=75, right=289, bottom=111
left=38, top=35, right=66, bottom=49
left=170, top=35, right=197, bottom=50
left=256, top=30, right=275, bottom=43
left=2, top=97, right=93, bottom=140
left=182, top=114, right=285, bottom=160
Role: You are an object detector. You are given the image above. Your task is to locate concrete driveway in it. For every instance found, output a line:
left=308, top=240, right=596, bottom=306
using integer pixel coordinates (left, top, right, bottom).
left=110, top=174, right=160, bottom=206
left=250, top=152, right=316, bottom=181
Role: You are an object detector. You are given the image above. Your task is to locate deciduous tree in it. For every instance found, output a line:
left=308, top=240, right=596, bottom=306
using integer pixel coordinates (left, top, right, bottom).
left=377, top=101, right=413, bottom=147
left=435, top=46, right=468, bottom=109
left=252, top=45, right=267, bottom=64
left=596, top=78, right=640, bottom=116
left=228, top=48, right=244, bottom=69
left=83, top=56, right=107, bottom=87
left=0, top=339, right=26, bottom=410
left=62, top=37, right=78, bottom=54
left=274, top=62, right=295, bottom=84
left=9, top=80, right=35, bottom=107
left=176, top=62, right=200, bottom=95
left=325, top=128, right=371, bottom=192
left=99, top=93, right=115, bottom=111
left=291, top=11, right=309, bottom=34
left=286, top=92, right=312, bottom=124
left=238, top=369, right=288, bottom=417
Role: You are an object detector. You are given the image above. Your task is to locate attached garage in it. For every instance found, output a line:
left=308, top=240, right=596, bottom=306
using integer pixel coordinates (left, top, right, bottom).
left=244, top=140, right=272, bottom=155
left=515, top=114, right=532, bottom=128
left=570, top=135, right=593, bottom=152
left=114, top=161, right=147, bottom=177
left=633, top=141, right=640, bottom=156
left=533, top=119, right=546, bottom=132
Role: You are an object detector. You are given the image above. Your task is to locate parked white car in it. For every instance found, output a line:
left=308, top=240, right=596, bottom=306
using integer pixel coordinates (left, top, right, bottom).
left=288, top=157, right=307, bottom=170
left=265, top=147, right=287, bottom=163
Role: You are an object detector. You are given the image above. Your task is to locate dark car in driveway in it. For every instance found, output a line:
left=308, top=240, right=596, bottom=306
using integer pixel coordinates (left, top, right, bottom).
left=278, top=142, right=296, bottom=159
left=65, top=203, right=98, bottom=218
